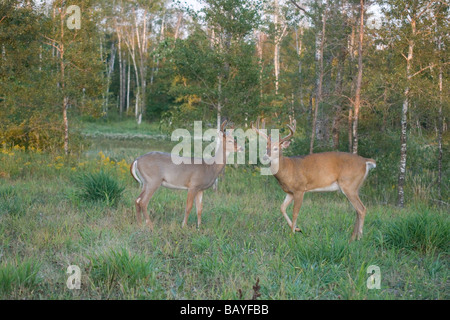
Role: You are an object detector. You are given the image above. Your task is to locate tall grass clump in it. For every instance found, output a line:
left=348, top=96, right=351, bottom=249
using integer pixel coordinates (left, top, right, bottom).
left=0, top=186, right=26, bottom=216
left=0, top=260, right=41, bottom=296
left=378, top=210, right=450, bottom=253
left=87, top=248, right=161, bottom=296
left=76, top=170, right=124, bottom=206
left=293, top=234, right=350, bottom=266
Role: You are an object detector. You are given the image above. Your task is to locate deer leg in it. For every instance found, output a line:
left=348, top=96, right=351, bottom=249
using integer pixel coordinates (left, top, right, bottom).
left=195, top=190, right=204, bottom=229
left=280, top=193, right=301, bottom=232
left=291, top=192, right=305, bottom=233
left=135, top=189, right=146, bottom=225
left=280, top=193, right=293, bottom=227
left=182, top=189, right=197, bottom=228
left=341, top=188, right=366, bottom=241
left=139, top=183, right=160, bottom=231
left=354, top=196, right=367, bottom=240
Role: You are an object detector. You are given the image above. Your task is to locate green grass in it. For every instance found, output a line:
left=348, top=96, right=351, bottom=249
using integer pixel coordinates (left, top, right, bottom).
left=0, top=121, right=448, bottom=300
left=87, top=248, right=163, bottom=298
left=378, top=208, right=449, bottom=253
left=75, top=170, right=125, bottom=207
left=0, top=259, right=41, bottom=296
left=0, top=186, right=27, bottom=216
left=81, top=118, right=163, bottom=137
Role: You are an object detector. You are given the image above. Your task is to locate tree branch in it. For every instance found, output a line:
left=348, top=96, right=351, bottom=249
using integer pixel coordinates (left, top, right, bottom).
left=288, top=0, right=313, bottom=19
left=41, top=36, right=61, bottom=52
left=410, top=61, right=450, bottom=79
left=41, top=34, right=58, bottom=42
left=338, top=93, right=354, bottom=105
left=416, top=1, right=433, bottom=19
left=289, top=0, right=308, bottom=14
left=68, top=61, right=90, bottom=73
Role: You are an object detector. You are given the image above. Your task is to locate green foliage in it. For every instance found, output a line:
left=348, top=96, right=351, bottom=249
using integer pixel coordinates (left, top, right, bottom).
left=0, top=2, right=59, bottom=151
left=0, top=0, right=104, bottom=153
left=166, top=0, right=263, bottom=127
left=201, top=0, right=263, bottom=39
left=0, top=259, right=41, bottom=296
left=75, top=170, right=125, bottom=206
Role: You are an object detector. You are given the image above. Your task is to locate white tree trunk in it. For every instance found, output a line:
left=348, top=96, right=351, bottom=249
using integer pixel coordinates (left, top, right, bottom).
left=397, top=21, right=415, bottom=208
left=310, top=5, right=326, bottom=154
left=352, top=0, right=365, bottom=154
left=127, top=54, right=131, bottom=113
left=437, top=57, right=443, bottom=201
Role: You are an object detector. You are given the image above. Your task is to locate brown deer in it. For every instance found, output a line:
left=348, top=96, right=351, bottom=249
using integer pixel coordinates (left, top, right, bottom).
left=252, top=119, right=376, bottom=241
left=130, top=120, right=241, bottom=230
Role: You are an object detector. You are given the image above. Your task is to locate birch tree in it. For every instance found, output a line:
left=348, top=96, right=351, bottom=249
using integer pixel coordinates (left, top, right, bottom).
left=43, top=1, right=102, bottom=154
left=433, top=2, right=449, bottom=203
left=116, top=0, right=164, bottom=124
left=383, top=0, right=436, bottom=207
left=351, top=0, right=366, bottom=154
left=273, top=0, right=288, bottom=95
left=310, top=1, right=327, bottom=154
left=43, top=1, right=70, bottom=154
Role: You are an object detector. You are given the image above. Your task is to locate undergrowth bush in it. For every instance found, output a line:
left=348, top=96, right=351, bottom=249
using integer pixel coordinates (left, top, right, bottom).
left=76, top=170, right=125, bottom=206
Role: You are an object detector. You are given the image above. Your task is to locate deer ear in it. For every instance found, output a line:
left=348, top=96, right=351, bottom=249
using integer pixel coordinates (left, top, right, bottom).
left=281, top=140, right=291, bottom=149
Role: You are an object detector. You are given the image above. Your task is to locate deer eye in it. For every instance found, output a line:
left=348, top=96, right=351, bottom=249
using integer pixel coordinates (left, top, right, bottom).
left=273, top=147, right=278, bottom=151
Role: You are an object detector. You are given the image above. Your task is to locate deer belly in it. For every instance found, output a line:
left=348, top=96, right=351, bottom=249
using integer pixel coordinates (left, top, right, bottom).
left=161, top=181, right=188, bottom=190
left=308, top=181, right=340, bottom=192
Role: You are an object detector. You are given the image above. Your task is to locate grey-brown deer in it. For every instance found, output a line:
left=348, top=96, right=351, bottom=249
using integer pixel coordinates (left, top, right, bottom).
left=130, top=120, right=241, bottom=230
left=252, top=118, right=376, bottom=241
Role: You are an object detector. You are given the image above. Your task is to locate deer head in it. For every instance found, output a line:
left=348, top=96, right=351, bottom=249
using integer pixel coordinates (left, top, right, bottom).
left=252, top=118, right=296, bottom=161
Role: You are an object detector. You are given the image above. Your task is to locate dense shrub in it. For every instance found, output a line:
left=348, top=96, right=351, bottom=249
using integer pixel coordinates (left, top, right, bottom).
left=76, top=170, right=125, bottom=206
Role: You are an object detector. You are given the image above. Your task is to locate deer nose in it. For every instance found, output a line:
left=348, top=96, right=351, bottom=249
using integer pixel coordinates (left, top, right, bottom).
left=262, top=154, right=269, bottom=161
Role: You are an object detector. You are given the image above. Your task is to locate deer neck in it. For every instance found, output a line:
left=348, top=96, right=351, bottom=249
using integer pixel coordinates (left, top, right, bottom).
left=270, top=153, right=287, bottom=177
left=211, top=137, right=229, bottom=175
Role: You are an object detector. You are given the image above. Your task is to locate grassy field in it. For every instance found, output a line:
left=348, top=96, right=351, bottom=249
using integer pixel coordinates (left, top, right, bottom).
left=0, top=120, right=448, bottom=300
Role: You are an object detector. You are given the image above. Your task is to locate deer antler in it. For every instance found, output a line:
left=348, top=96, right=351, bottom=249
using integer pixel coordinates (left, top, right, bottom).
left=251, top=117, right=269, bottom=141
left=220, top=120, right=228, bottom=136
left=289, top=116, right=297, bottom=132
left=226, top=122, right=235, bottom=136
left=279, top=117, right=296, bottom=143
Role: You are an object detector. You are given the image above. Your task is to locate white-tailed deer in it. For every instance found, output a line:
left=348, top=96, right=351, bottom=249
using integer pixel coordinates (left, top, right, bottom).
left=130, top=120, right=241, bottom=230
left=252, top=118, right=376, bottom=241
